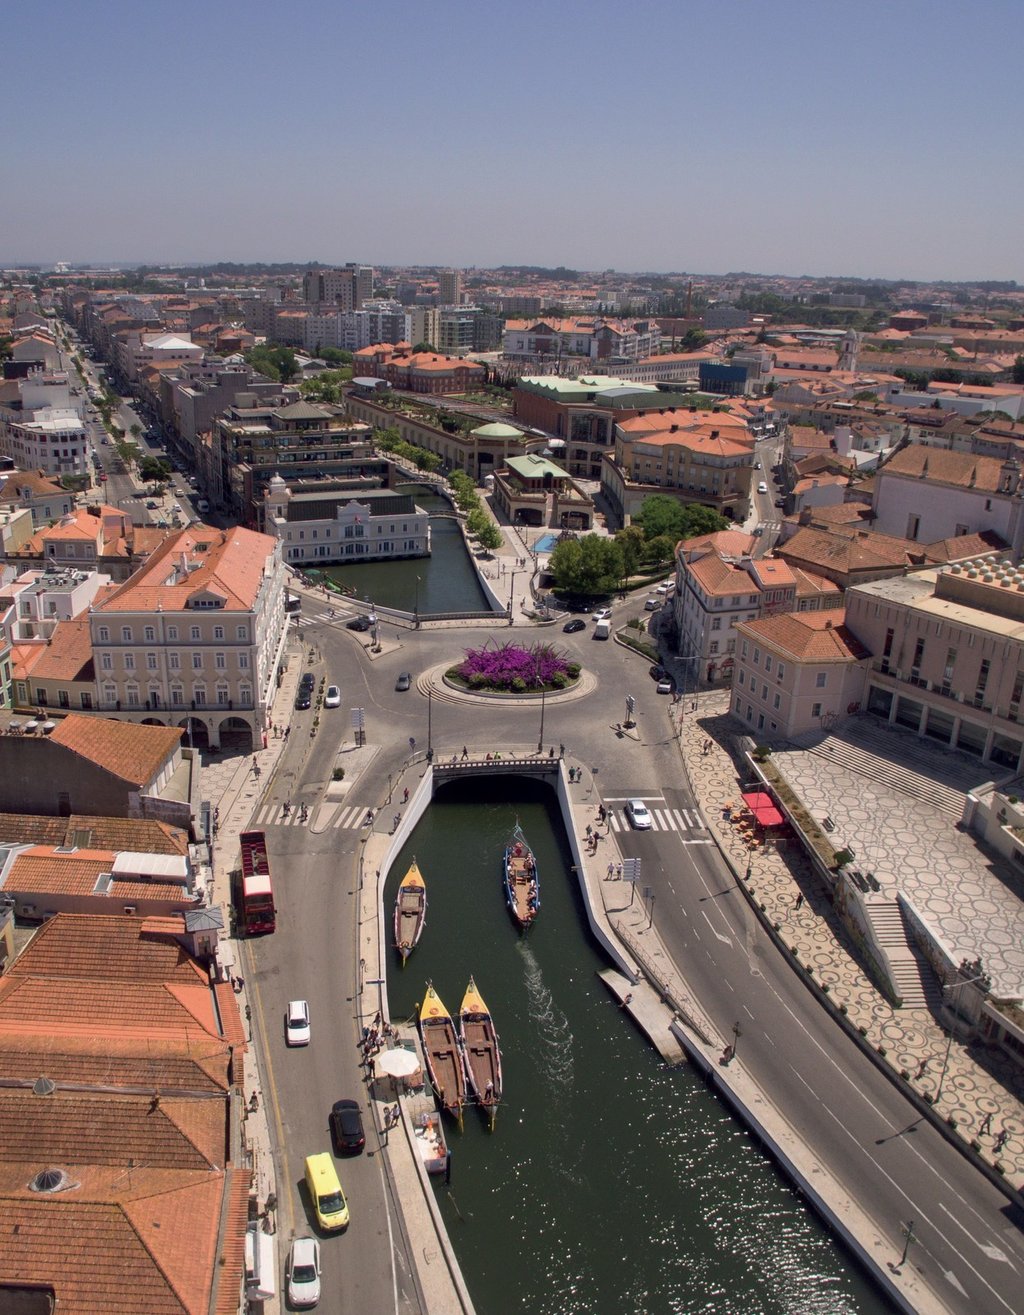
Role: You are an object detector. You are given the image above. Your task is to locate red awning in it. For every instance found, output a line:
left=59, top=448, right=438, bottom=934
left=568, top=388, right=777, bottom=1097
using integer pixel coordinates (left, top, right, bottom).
left=741, top=791, right=784, bottom=827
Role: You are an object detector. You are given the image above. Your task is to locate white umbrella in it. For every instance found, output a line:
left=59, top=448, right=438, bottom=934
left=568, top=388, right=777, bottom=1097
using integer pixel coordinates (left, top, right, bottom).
left=378, top=1047, right=420, bottom=1078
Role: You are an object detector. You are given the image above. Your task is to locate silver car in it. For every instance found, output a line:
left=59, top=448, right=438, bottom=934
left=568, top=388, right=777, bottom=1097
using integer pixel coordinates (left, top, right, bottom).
left=625, top=799, right=652, bottom=830
left=287, top=1236, right=321, bottom=1307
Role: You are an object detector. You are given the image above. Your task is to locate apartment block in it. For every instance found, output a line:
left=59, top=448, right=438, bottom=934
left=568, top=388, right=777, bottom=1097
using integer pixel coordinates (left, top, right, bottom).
left=266, top=475, right=430, bottom=566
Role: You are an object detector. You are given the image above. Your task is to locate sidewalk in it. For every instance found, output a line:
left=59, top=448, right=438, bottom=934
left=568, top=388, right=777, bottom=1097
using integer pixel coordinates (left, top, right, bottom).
left=673, top=689, right=1024, bottom=1190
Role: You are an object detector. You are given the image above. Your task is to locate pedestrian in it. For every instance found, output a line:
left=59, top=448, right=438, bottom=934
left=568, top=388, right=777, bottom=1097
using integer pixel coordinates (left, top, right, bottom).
left=607, top=861, right=615, bottom=880
left=559, top=743, right=565, bottom=758
left=620, top=993, right=633, bottom=1009
left=249, top=1091, right=259, bottom=1113
left=391, top=1103, right=400, bottom=1125
left=980, top=1112, right=993, bottom=1135
left=393, top=813, right=400, bottom=830
left=548, top=746, right=554, bottom=759
left=461, top=745, right=468, bottom=759
left=995, top=1128, right=1008, bottom=1151
left=616, top=863, right=623, bottom=880
left=794, top=892, right=805, bottom=910
left=367, top=1057, right=376, bottom=1080
left=403, top=787, right=409, bottom=804
left=585, top=824, right=592, bottom=839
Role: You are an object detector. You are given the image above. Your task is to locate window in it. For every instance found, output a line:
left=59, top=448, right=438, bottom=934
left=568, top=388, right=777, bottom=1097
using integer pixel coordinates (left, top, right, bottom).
left=144, top=626, right=155, bottom=641
left=777, top=663, right=785, bottom=681
left=906, top=513, right=920, bottom=541
left=761, top=683, right=768, bottom=700
left=214, top=625, right=224, bottom=640
left=741, top=641, right=748, bottom=659
left=752, top=648, right=760, bottom=666
left=236, top=626, right=248, bottom=641
left=738, top=670, right=745, bottom=686
left=167, top=625, right=178, bottom=640
left=124, top=654, right=135, bottom=671
left=773, top=692, right=781, bottom=710
left=121, top=626, right=132, bottom=642
left=812, top=702, right=822, bottom=718
left=191, top=626, right=200, bottom=641
left=764, top=655, right=773, bottom=674
left=240, top=684, right=252, bottom=704
left=710, top=617, right=721, bottom=631
left=169, top=653, right=180, bottom=670
left=815, top=672, right=827, bottom=688
left=101, top=653, right=112, bottom=671
left=215, top=652, right=226, bottom=669
left=98, top=626, right=109, bottom=642
left=146, top=653, right=157, bottom=671
left=80, top=692, right=93, bottom=709
left=239, top=652, right=249, bottom=669
left=193, top=654, right=202, bottom=670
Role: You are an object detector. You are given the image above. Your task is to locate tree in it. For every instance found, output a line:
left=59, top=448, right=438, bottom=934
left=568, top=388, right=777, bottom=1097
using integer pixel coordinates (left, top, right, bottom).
left=614, top=525, right=646, bottom=579
left=679, top=328, right=708, bottom=352
left=635, top=495, right=687, bottom=542
left=1012, top=355, right=1024, bottom=386
left=644, top=534, right=676, bottom=565
left=550, top=534, right=624, bottom=597
left=677, top=503, right=729, bottom=539
left=412, top=341, right=436, bottom=353
left=129, top=423, right=142, bottom=439
left=319, top=347, right=353, bottom=366
left=476, top=519, right=503, bottom=551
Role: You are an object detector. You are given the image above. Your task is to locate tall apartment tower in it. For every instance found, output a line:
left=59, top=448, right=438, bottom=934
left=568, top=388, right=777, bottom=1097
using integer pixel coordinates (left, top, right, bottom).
left=303, top=264, right=374, bottom=311
left=439, top=269, right=463, bottom=306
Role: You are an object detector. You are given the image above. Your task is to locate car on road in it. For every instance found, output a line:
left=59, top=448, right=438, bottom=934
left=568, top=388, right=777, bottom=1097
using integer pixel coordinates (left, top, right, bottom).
left=657, top=677, right=674, bottom=694
left=774, top=497, right=785, bottom=508
left=98, top=472, right=107, bottom=481
left=286, top=1237, right=321, bottom=1308
left=171, top=502, right=181, bottom=513
left=757, top=481, right=768, bottom=494
left=286, top=999, right=311, bottom=1046
left=347, top=615, right=373, bottom=631
left=324, top=684, right=341, bottom=708
left=395, top=671, right=412, bottom=692
left=294, top=689, right=312, bottom=710
left=196, top=499, right=210, bottom=514
left=625, top=799, right=652, bottom=830
left=644, top=596, right=660, bottom=611
left=656, top=581, right=672, bottom=595
left=304, top=1153, right=349, bottom=1232
left=145, top=499, right=158, bottom=509
left=592, top=606, right=612, bottom=622
left=300, top=672, right=315, bottom=690
left=329, top=1099, right=366, bottom=1155
left=562, top=618, right=586, bottom=633
left=649, top=664, right=666, bottom=680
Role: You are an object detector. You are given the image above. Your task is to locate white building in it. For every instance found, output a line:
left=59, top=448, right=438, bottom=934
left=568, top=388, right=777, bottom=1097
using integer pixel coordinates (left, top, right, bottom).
left=4, top=567, right=112, bottom=644
left=265, top=474, right=430, bottom=566
left=2, top=408, right=88, bottom=478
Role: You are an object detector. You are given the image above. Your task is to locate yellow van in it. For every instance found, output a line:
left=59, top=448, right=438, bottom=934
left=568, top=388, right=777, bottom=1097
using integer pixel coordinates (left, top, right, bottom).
left=304, top=1152, right=349, bottom=1231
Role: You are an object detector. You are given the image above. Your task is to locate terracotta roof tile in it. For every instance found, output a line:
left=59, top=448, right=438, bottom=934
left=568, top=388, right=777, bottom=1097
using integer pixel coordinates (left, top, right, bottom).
left=881, top=443, right=1008, bottom=492
left=736, top=609, right=870, bottom=662
left=49, top=714, right=182, bottom=787
left=0, top=814, right=188, bottom=854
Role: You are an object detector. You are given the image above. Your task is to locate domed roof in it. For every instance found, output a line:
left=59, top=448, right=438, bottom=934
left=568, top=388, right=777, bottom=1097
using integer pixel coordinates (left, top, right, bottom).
left=472, top=422, right=522, bottom=438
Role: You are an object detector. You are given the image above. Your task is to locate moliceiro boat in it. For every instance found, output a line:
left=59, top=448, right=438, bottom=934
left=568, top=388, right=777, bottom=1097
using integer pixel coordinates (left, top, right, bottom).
left=394, top=860, right=427, bottom=963
left=418, top=983, right=467, bottom=1121
left=503, top=822, right=539, bottom=929
left=459, top=977, right=503, bottom=1130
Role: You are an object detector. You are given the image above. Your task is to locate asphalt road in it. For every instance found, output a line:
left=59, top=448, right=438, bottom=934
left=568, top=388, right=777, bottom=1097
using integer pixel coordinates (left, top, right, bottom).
left=240, top=603, right=1024, bottom=1315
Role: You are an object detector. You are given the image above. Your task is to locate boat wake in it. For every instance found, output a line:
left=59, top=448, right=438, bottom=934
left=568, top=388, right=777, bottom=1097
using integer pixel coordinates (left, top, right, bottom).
left=518, top=940, right=574, bottom=1095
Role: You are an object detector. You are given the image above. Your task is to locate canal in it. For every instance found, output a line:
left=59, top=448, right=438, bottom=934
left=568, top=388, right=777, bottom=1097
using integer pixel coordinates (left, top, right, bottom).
left=386, top=777, right=893, bottom=1315
left=321, top=484, right=495, bottom=614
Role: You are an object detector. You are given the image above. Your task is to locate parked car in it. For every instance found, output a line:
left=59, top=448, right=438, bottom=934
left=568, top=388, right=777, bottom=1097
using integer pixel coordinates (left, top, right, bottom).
left=655, top=582, right=672, bottom=595
left=592, top=606, right=612, bottom=622
left=145, top=499, right=158, bottom=509
left=649, top=664, right=666, bottom=681
left=395, top=672, right=412, bottom=692
left=286, top=999, right=311, bottom=1047
left=286, top=1237, right=321, bottom=1309
left=347, top=615, right=373, bottom=631
left=644, top=597, right=660, bottom=611
left=324, top=684, right=341, bottom=708
left=329, top=1098, right=366, bottom=1155
left=294, top=690, right=312, bottom=710
left=300, top=672, right=315, bottom=690
left=626, top=799, right=653, bottom=830
left=757, top=481, right=768, bottom=494
left=774, top=498, right=785, bottom=509
left=562, top=618, right=586, bottom=633
left=657, top=677, right=674, bottom=694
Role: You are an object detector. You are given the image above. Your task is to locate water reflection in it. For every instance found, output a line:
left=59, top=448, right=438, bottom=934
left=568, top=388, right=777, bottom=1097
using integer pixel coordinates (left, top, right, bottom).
left=320, top=484, right=494, bottom=614
left=387, top=778, right=892, bottom=1315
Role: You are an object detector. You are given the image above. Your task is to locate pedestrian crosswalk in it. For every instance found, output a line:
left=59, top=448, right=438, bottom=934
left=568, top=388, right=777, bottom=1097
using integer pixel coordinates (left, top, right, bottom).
left=608, top=807, right=708, bottom=834
left=252, top=801, right=369, bottom=829
left=291, top=609, right=349, bottom=631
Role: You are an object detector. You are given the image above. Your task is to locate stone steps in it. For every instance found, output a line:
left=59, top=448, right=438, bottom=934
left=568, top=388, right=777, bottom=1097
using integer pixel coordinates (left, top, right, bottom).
left=863, top=898, right=942, bottom=1010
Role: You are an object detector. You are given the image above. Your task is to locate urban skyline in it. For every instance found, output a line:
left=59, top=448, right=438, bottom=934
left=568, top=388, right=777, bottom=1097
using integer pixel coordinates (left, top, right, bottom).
left=6, top=0, right=1023, bottom=281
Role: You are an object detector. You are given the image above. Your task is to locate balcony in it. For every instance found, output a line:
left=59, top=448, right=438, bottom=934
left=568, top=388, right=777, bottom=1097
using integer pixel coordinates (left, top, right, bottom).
left=96, top=698, right=255, bottom=714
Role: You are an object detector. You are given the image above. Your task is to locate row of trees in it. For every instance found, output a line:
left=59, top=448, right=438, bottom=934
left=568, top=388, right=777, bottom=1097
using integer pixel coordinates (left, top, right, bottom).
left=548, top=496, right=726, bottom=597
left=448, top=470, right=503, bottom=550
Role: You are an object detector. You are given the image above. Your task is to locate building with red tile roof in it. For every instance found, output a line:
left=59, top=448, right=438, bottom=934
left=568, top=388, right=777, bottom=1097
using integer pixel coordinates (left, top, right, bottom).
left=0, top=913, right=248, bottom=1315
left=5, top=504, right=168, bottom=581
left=732, top=609, right=871, bottom=737
left=870, top=443, right=1024, bottom=545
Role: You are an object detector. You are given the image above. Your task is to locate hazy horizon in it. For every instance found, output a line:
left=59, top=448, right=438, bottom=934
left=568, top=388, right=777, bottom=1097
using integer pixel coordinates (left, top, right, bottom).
left=7, top=0, right=1022, bottom=283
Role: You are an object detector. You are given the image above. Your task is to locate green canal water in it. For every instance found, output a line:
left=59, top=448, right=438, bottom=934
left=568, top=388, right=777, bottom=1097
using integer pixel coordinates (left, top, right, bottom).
left=386, top=777, right=893, bottom=1315
left=321, top=485, right=494, bottom=614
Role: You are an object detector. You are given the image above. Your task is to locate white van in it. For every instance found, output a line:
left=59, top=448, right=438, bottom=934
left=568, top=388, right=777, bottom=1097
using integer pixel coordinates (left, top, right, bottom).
left=593, top=619, right=611, bottom=639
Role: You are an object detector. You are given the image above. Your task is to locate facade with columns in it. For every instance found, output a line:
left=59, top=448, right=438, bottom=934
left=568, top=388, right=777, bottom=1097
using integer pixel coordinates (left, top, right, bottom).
left=845, top=562, right=1024, bottom=772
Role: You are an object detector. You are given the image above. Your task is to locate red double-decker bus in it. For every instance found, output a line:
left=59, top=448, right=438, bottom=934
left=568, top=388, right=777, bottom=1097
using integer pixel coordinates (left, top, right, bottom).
left=238, top=830, right=276, bottom=935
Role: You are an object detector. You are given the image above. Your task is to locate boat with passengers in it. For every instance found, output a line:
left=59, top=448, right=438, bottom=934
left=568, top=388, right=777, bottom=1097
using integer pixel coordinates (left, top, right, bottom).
left=503, top=821, right=539, bottom=929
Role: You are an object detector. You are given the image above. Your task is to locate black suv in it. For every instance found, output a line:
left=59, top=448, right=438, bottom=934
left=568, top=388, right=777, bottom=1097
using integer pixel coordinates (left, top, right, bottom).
left=330, top=1099, right=365, bottom=1155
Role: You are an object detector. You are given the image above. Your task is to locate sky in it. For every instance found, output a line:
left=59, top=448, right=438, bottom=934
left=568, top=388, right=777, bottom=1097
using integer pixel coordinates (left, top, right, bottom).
left=5, top=0, right=1023, bottom=282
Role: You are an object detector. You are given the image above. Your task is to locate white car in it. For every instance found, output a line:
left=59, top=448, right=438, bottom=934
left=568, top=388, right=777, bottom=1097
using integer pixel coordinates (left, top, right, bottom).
left=287, top=1236, right=321, bottom=1307
left=324, top=685, right=341, bottom=708
left=592, top=606, right=612, bottom=623
left=286, top=999, right=311, bottom=1047
left=625, top=799, right=652, bottom=829
left=757, top=481, right=768, bottom=494
left=644, top=596, right=660, bottom=611
left=656, top=582, right=672, bottom=595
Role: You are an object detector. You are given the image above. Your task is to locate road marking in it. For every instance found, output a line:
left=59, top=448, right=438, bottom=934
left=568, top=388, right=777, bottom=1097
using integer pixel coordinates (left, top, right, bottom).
left=939, top=1203, right=1019, bottom=1269
left=701, top=909, right=732, bottom=945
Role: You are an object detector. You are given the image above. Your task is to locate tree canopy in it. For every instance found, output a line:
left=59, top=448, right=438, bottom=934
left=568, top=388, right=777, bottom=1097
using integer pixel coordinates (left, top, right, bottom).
left=633, top=494, right=727, bottom=544
left=549, top=535, right=624, bottom=597
left=245, top=344, right=299, bottom=383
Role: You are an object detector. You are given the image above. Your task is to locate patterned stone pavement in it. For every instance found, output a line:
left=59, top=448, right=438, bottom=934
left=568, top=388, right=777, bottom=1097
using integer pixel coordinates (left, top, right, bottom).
left=674, top=691, right=1024, bottom=1191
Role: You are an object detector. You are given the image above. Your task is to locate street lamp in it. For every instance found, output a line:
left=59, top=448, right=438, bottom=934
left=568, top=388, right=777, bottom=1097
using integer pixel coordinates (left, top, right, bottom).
left=414, top=576, right=420, bottom=630
left=537, top=688, right=546, bottom=753
left=508, top=569, right=518, bottom=626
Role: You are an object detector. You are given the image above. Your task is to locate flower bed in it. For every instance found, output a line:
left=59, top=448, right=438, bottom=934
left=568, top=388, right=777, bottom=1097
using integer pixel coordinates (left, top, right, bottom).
left=447, top=642, right=580, bottom=693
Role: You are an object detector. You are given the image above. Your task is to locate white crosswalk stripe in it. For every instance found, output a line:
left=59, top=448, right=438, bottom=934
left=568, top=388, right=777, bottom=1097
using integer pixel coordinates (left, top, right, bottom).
left=609, top=807, right=707, bottom=834
left=253, top=801, right=366, bottom=829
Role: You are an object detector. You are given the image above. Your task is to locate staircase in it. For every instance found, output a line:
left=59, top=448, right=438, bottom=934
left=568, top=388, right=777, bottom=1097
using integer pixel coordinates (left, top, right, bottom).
left=792, top=717, right=997, bottom=817
left=863, top=897, right=941, bottom=1010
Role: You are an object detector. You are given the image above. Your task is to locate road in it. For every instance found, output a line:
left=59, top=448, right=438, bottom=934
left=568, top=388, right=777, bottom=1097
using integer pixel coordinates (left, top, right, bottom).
left=241, top=598, right=1024, bottom=1315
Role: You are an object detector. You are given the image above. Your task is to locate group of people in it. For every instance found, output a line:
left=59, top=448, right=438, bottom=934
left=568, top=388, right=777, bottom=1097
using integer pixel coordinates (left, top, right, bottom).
left=567, top=766, right=582, bottom=783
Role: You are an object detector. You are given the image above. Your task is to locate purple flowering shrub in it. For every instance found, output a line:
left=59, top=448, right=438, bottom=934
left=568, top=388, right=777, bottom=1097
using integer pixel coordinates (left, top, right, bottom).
left=452, top=642, right=579, bottom=691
